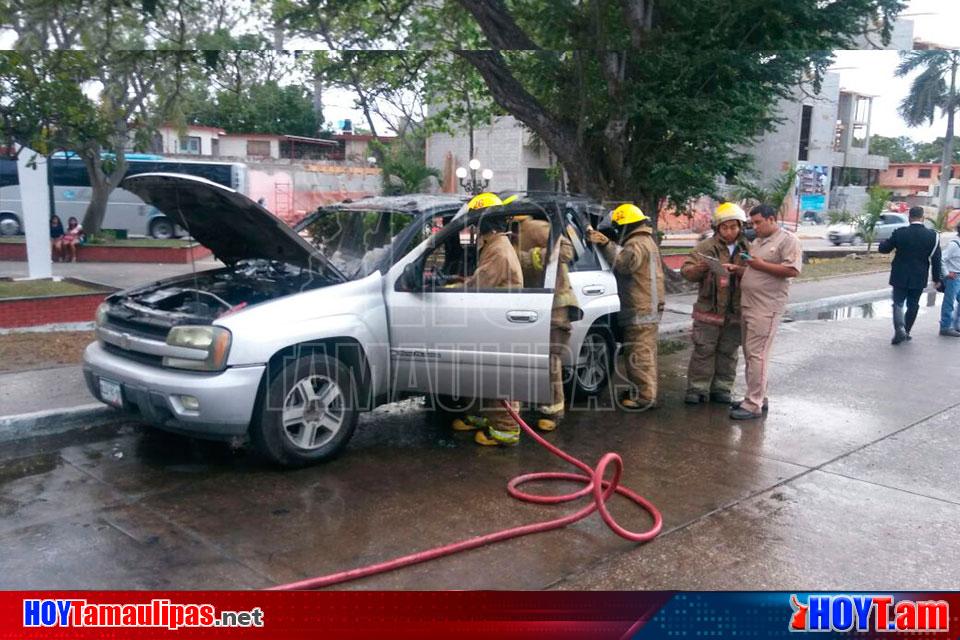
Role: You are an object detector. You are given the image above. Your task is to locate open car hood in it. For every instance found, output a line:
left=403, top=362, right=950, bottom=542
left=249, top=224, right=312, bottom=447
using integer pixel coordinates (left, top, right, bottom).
left=123, top=173, right=344, bottom=280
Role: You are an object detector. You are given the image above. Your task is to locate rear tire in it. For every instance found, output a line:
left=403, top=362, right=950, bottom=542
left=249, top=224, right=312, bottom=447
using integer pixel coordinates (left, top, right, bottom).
left=251, top=351, right=359, bottom=467
left=569, top=325, right=615, bottom=399
left=149, top=217, right=175, bottom=239
left=0, top=213, right=21, bottom=236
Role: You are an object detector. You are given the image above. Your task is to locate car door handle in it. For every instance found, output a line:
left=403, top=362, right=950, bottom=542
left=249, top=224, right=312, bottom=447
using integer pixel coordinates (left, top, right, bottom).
left=506, top=310, right=539, bottom=323
left=582, top=285, right=606, bottom=296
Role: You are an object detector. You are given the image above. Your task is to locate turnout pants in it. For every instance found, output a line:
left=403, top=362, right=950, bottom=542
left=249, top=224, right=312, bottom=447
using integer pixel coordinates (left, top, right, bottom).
left=686, top=319, right=741, bottom=395
left=740, top=309, right=782, bottom=414
left=622, top=324, right=659, bottom=403
left=548, top=307, right=573, bottom=413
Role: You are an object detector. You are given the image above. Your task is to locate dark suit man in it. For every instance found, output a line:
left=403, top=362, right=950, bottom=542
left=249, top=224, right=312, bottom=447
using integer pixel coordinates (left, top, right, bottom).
left=878, top=207, right=942, bottom=345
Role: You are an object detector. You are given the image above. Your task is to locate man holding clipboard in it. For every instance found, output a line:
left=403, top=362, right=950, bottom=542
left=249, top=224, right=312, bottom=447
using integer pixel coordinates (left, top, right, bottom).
left=680, top=203, right=750, bottom=405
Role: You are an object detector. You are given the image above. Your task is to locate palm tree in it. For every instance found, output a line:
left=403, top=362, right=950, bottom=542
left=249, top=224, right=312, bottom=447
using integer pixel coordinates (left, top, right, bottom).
left=730, top=164, right=799, bottom=221
left=895, top=50, right=960, bottom=228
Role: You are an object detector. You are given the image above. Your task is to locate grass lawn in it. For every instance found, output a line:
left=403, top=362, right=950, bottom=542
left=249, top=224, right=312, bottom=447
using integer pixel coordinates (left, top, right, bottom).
left=0, top=331, right=95, bottom=373
left=799, top=253, right=892, bottom=280
left=0, top=236, right=194, bottom=248
left=0, top=279, right=101, bottom=298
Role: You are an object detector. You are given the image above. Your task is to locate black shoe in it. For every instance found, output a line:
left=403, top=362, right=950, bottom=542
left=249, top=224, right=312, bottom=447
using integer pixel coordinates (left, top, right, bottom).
left=684, top=391, right=706, bottom=405
left=940, top=328, right=960, bottom=337
left=709, top=391, right=733, bottom=404
left=729, top=407, right=763, bottom=420
left=892, top=330, right=908, bottom=345
left=731, top=399, right=768, bottom=412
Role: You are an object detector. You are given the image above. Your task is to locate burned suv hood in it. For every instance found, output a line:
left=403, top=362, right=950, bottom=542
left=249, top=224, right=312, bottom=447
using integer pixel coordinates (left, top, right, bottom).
left=123, top=173, right=344, bottom=279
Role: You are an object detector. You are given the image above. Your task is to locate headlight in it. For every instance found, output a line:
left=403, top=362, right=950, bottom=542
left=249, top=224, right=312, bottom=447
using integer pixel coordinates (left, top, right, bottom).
left=164, top=325, right=232, bottom=371
left=95, top=303, right=109, bottom=327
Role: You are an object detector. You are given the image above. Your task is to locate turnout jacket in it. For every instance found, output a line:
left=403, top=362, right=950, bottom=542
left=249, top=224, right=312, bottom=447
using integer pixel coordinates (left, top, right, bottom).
left=600, top=226, right=666, bottom=326
left=462, top=232, right=523, bottom=290
left=680, top=234, right=749, bottom=323
left=515, top=218, right=580, bottom=312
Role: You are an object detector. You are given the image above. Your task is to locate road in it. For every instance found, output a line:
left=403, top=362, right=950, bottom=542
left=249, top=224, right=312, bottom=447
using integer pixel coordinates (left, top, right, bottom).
left=1, top=292, right=959, bottom=589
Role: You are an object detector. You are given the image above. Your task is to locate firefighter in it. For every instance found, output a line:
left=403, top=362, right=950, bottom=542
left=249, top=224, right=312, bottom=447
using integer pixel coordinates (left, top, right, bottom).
left=680, top=202, right=749, bottom=405
left=512, top=214, right=583, bottom=431
left=587, top=204, right=665, bottom=410
left=448, top=193, right=525, bottom=445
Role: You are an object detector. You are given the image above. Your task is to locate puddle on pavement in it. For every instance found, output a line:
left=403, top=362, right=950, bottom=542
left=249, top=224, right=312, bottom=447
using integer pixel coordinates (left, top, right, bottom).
left=786, top=291, right=942, bottom=323
left=0, top=452, right=61, bottom=485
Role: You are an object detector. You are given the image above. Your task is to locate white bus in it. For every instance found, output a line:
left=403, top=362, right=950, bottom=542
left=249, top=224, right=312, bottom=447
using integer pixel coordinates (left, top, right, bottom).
left=0, top=154, right=248, bottom=238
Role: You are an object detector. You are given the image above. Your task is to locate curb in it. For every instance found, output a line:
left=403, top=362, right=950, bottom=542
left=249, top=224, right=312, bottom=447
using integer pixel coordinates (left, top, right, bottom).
left=659, top=288, right=892, bottom=340
left=0, top=403, right=122, bottom=443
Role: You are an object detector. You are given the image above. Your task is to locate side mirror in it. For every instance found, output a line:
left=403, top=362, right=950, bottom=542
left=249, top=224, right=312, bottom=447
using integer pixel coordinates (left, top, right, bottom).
left=398, top=262, right=422, bottom=292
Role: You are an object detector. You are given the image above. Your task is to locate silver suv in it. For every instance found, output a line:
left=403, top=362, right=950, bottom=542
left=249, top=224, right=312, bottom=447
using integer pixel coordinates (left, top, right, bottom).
left=83, top=175, right=621, bottom=465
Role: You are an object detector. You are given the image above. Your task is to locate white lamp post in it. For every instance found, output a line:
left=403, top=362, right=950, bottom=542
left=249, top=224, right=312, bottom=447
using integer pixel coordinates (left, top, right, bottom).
left=456, top=158, right=493, bottom=195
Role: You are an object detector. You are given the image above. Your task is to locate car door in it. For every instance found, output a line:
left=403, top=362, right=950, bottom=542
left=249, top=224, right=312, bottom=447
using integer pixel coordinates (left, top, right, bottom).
left=383, top=206, right=554, bottom=404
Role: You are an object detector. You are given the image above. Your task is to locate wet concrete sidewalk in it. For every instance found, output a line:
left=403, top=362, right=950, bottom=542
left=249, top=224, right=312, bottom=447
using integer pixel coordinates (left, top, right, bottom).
left=1, top=292, right=958, bottom=590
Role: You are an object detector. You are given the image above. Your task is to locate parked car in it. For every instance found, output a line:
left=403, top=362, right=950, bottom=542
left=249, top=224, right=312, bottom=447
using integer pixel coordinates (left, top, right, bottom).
left=82, top=176, right=623, bottom=465
left=827, top=213, right=933, bottom=246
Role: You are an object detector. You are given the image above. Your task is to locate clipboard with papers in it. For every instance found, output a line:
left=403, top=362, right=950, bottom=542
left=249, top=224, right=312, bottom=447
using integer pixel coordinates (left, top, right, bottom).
left=692, top=252, right=729, bottom=279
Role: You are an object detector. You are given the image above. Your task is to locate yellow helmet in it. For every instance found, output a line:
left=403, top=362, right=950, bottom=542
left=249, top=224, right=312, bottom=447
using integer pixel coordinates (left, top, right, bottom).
left=610, top=203, right=648, bottom=226
left=468, top=192, right=503, bottom=210
left=714, top=202, right=747, bottom=225
left=500, top=193, right=520, bottom=205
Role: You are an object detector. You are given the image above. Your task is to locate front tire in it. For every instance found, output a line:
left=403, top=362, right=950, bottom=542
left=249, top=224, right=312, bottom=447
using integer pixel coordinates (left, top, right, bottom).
left=252, top=352, right=359, bottom=467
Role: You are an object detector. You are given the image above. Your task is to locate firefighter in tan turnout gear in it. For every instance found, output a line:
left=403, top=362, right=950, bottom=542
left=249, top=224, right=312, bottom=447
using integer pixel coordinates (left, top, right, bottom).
left=512, top=214, right=583, bottom=431
left=448, top=193, right=525, bottom=446
left=680, top=202, right=750, bottom=405
left=587, top=204, right=665, bottom=409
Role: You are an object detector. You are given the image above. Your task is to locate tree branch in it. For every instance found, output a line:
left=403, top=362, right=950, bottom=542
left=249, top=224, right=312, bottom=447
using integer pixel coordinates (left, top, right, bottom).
left=456, top=50, right=603, bottom=196
left=454, top=0, right=539, bottom=49
left=619, top=0, right=655, bottom=48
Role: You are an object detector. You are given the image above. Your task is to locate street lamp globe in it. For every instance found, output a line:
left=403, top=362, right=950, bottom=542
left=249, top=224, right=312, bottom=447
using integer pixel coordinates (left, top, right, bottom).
left=481, top=168, right=493, bottom=181
left=468, top=158, right=482, bottom=171
left=455, top=166, right=468, bottom=179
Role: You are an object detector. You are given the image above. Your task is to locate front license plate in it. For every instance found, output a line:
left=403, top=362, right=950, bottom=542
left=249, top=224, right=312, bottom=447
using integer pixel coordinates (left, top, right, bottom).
left=98, top=378, right=123, bottom=408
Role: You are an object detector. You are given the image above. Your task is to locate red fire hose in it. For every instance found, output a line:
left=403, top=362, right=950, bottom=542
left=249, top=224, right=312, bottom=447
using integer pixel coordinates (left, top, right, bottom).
left=270, top=400, right=663, bottom=590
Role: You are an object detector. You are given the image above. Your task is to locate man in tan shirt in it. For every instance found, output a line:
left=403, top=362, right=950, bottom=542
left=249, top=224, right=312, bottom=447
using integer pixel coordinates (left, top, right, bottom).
left=726, top=204, right=802, bottom=420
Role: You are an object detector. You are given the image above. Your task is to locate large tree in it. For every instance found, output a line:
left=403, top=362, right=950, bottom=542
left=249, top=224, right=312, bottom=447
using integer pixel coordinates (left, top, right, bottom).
left=1, top=50, right=193, bottom=234
left=869, top=134, right=915, bottom=163
left=896, top=49, right=960, bottom=223
left=281, top=0, right=904, bottom=226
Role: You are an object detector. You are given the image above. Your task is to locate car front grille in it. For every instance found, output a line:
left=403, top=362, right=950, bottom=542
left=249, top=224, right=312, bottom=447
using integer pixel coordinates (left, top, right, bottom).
left=102, top=342, right=164, bottom=367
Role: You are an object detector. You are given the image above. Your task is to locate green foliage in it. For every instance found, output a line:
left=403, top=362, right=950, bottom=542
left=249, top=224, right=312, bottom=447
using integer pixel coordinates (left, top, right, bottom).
left=869, top=135, right=915, bottom=163
left=730, top=165, right=798, bottom=217
left=372, top=140, right=440, bottom=195
left=913, top=138, right=960, bottom=164
left=186, top=81, right=319, bottom=137
left=857, top=185, right=893, bottom=251
left=827, top=209, right=854, bottom=225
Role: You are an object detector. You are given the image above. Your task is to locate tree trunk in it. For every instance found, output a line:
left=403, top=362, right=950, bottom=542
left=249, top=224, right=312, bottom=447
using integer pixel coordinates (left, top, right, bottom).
left=81, top=148, right=127, bottom=236
left=937, top=58, right=957, bottom=226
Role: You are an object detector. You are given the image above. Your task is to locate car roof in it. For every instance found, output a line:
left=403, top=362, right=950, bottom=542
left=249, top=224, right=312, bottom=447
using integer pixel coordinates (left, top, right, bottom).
left=327, top=194, right=467, bottom=215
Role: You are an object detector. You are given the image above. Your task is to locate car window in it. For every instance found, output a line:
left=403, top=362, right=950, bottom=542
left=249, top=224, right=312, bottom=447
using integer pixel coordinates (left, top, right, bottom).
left=564, top=206, right=601, bottom=271
left=300, top=209, right=416, bottom=277
left=416, top=210, right=557, bottom=292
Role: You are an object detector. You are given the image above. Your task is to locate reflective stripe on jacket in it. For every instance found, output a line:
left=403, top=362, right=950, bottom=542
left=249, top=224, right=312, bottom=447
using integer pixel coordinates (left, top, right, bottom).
left=600, top=226, right=665, bottom=326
